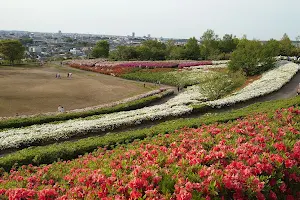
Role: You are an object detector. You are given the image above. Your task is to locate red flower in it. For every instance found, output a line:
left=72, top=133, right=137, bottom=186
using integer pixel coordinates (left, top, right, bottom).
left=285, top=159, right=296, bottom=168
left=256, top=192, right=265, bottom=200
left=269, top=178, right=276, bottom=187
left=279, top=182, right=287, bottom=193
left=0, top=189, right=6, bottom=195
left=286, top=195, right=295, bottom=200
left=130, top=190, right=142, bottom=199
left=269, top=191, right=277, bottom=200
left=38, top=189, right=59, bottom=200
left=176, top=188, right=192, bottom=200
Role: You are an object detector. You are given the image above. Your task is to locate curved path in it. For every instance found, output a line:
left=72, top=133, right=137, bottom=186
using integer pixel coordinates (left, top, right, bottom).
left=0, top=64, right=299, bottom=157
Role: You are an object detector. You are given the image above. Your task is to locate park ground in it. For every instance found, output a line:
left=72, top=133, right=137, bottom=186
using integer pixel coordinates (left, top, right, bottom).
left=0, top=63, right=156, bottom=117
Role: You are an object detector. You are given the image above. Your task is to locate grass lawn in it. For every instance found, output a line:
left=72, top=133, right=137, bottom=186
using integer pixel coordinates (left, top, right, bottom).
left=0, top=63, right=157, bottom=117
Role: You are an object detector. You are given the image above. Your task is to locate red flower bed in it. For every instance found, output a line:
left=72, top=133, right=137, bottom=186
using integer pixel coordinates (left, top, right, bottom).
left=0, top=107, right=299, bottom=199
left=68, top=64, right=134, bottom=76
left=68, top=60, right=179, bottom=76
left=118, top=62, right=178, bottom=68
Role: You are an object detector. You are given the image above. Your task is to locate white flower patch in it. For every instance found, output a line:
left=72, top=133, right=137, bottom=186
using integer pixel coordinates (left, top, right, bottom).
left=206, top=62, right=300, bottom=108
left=185, top=64, right=228, bottom=70
left=0, top=85, right=207, bottom=150
left=212, top=60, right=230, bottom=65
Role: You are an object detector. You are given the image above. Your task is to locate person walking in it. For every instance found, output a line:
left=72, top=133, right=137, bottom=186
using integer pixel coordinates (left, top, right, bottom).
left=58, top=105, right=65, bottom=113
left=58, top=105, right=62, bottom=112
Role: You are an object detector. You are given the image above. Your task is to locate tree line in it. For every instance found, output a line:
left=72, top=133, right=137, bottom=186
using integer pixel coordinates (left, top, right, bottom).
left=0, top=30, right=299, bottom=70
left=91, top=30, right=300, bottom=63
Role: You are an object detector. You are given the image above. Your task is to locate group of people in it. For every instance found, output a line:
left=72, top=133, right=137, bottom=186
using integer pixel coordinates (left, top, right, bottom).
left=55, top=73, right=72, bottom=79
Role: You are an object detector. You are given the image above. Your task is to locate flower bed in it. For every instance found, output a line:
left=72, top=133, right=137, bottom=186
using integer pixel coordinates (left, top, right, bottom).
left=206, top=62, right=300, bottom=108
left=212, top=60, right=230, bottom=65
left=2, top=61, right=298, bottom=151
left=178, top=61, right=213, bottom=68
left=66, top=59, right=107, bottom=67
left=0, top=107, right=299, bottom=199
left=0, top=89, right=174, bottom=130
left=118, top=61, right=178, bottom=68
left=0, top=85, right=207, bottom=151
left=0, top=103, right=191, bottom=151
left=121, top=68, right=218, bottom=87
left=184, top=63, right=228, bottom=70
left=1, top=62, right=297, bottom=151
left=1, top=96, right=300, bottom=171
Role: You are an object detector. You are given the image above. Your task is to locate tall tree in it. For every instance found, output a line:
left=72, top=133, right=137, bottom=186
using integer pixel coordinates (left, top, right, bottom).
left=219, top=34, right=238, bottom=54
left=200, top=29, right=220, bottom=59
left=0, top=39, right=25, bottom=65
left=263, top=39, right=280, bottom=57
left=136, top=40, right=166, bottom=60
left=185, top=37, right=200, bottom=60
left=109, top=46, right=138, bottom=60
left=229, top=39, right=275, bottom=76
left=169, top=46, right=186, bottom=60
left=279, top=33, right=294, bottom=56
left=91, top=40, right=109, bottom=58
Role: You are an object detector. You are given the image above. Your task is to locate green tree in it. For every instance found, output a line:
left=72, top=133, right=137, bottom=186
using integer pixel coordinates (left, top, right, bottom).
left=185, top=37, right=200, bottom=60
left=136, top=40, right=166, bottom=60
left=229, top=39, right=275, bottom=76
left=199, top=71, right=246, bottom=100
left=200, top=29, right=220, bottom=59
left=91, top=40, right=109, bottom=58
left=263, top=39, right=280, bottom=57
left=169, top=46, right=186, bottom=60
left=279, top=33, right=294, bottom=56
left=109, top=46, right=138, bottom=60
left=0, top=39, right=25, bottom=65
left=219, top=34, right=238, bottom=54
left=166, top=40, right=176, bottom=57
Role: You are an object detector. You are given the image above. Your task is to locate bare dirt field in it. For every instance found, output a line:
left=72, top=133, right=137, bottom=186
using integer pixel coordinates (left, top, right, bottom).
left=0, top=64, right=156, bottom=117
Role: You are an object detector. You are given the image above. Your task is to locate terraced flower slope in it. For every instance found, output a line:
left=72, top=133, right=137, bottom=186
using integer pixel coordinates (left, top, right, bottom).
left=0, top=62, right=298, bottom=151
left=0, top=107, right=299, bottom=199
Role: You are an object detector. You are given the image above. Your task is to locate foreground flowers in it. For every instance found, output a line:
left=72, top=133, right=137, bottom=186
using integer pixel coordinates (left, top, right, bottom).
left=0, top=107, right=299, bottom=199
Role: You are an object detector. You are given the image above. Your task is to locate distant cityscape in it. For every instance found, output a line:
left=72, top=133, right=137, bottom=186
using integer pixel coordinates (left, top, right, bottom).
left=1, top=30, right=300, bottom=62
left=0, top=30, right=188, bottom=61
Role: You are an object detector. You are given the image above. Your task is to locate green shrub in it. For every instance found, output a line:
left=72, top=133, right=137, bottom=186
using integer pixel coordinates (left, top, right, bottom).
left=198, top=70, right=246, bottom=100
left=229, top=39, right=276, bottom=76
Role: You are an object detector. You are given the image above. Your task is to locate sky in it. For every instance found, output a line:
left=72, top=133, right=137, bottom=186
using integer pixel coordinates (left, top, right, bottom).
left=1, top=0, right=300, bottom=40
